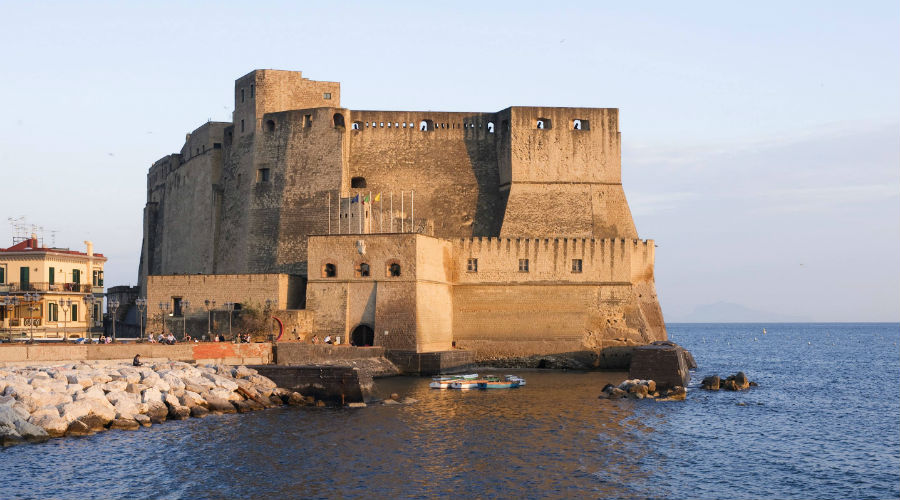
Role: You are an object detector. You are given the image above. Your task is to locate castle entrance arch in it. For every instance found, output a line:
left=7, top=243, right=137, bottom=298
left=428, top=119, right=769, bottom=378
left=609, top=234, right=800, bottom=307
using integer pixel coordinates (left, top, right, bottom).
left=351, top=324, right=375, bottom=347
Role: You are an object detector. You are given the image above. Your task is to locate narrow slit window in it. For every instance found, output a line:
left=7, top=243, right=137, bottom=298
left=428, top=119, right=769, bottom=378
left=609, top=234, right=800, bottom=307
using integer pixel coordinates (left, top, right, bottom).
left=467, top=258, right=478, bottom=272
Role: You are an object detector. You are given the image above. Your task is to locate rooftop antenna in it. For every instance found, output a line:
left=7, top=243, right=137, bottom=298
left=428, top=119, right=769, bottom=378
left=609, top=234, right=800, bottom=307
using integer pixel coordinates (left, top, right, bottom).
left=49, top=229, right=59, bottom=247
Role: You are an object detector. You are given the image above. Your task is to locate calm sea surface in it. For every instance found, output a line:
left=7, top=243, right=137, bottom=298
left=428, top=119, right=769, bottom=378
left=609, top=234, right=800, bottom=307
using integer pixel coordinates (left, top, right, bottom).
left=1, top=323, right=898, bottom=499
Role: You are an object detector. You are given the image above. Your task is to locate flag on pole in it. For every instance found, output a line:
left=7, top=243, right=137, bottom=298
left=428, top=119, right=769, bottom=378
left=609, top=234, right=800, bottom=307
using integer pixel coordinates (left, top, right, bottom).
left=350, top=194, right=359, bottom=203
left=363, top=194, right=370, bottom=203
left=374, top=193, right=381, bottom=202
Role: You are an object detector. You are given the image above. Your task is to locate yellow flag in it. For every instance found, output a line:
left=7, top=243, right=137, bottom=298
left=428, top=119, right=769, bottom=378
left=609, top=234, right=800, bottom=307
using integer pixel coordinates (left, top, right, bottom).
left=374, top=193, right=381, bottom=202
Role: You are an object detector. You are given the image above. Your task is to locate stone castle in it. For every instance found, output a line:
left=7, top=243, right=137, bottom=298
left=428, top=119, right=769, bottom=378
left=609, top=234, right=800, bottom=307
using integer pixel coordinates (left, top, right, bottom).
left=138, top=69, right=665, bottom=366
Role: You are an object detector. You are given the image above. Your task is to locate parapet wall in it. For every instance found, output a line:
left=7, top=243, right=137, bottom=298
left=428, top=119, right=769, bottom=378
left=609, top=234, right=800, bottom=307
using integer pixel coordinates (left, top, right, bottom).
left=0, top=343, right=273, bottom=367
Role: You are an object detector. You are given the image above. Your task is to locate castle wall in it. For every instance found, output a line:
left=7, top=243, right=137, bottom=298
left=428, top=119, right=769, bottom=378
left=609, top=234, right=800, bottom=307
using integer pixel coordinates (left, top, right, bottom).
left=145, top=273, right=304, bottom=312
left=347, top=111, right=506, bottom=237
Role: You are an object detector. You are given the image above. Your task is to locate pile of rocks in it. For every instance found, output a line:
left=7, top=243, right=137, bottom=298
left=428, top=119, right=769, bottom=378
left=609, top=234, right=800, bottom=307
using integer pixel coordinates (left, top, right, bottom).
left=0, top=361, right=312, bottom=446
left=597, top=379, right=687, bottom=401
left=700, top=372, right=758, bottom=391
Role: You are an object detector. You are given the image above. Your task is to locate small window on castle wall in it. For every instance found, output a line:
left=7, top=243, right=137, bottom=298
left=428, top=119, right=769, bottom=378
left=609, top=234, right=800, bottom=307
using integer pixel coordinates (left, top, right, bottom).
left=536, top=118, right=552, bottom=130
left=388, top=263, right=401, bottom=277
left=352, top=121, right=362, bottom=130
left=487, top=122, right=495, bottom=133
left=467, top=258, right=478, bottom=272
left=323, top=263, right=336, bottom=278
left=266, top=120, right=275, bottom=132
left=333, top=113, right=345, bottom=128
left=304, top=115, right=312, bottom=128
left=351, top=177, right=366, bottom=188
left=323, top=92, right=332, bottom=100
left=420, top=120, right=434, bottom=131
left=573, top=119, right=590, bottom=131
left=357, top=263, right=370, bottom=277
left=571, top=259, right=583, bottom=273
left=241, top=88, right=245, bottom=103
left=257, top=168, right=270, bottom=183
left=241, top=120, right=245, bottom=133
left=250, top=84, right=254, bottom=98
left=518, top=259, right=529, bottom=272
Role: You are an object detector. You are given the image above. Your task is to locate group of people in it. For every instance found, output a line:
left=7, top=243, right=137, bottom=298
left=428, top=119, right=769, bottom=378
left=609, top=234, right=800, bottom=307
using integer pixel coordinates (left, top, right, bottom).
left=146, top=333, right=178, bottom=345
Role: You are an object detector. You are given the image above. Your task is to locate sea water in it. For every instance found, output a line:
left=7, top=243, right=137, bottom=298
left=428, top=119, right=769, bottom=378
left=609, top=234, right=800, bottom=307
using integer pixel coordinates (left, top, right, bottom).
left=1, top=323, right=897, bottom=499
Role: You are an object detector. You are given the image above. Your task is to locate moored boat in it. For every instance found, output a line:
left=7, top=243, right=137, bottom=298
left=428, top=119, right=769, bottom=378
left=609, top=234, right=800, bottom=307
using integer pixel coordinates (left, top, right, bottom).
left=430, top=374, right=479, bottom=389
left=478, top=380, right=520, bottom=389
left=449, top=380, right=481, bottom=390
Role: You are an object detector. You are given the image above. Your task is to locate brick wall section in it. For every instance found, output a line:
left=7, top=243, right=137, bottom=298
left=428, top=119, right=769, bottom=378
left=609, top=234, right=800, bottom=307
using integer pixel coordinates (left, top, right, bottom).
left=146, top=274, right=304, bottom=311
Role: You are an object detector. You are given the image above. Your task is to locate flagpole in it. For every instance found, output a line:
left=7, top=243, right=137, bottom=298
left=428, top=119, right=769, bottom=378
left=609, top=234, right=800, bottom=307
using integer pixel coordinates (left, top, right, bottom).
left=380, top=193, right=383, bottom=233
left=411, top=190, right=414, bottom=234
left=346, top=196, right=350, bottom=235
left=390, top=192, right=394, bottom=232
left=368, top=191, right=372, bottom=233
left=328, top=192, right=331, bottom=235
left=358, top=192, right=362, bottom=234
left=401, top=191, right=404, bottom=233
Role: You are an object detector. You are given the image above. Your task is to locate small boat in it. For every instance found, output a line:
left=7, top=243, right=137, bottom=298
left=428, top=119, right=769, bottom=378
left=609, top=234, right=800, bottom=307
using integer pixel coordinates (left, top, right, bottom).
left=478, top=380, right=520, bottom=389
left=430, top=373, right=479, bottom=389
left=505, top=375, right=526, bottom=386
left=449, top=380, right=481, bottom=390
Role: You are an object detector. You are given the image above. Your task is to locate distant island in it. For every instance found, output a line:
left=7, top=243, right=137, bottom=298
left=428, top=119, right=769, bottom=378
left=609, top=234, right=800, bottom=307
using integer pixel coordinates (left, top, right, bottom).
left=672, top=301, right=810, bottom=323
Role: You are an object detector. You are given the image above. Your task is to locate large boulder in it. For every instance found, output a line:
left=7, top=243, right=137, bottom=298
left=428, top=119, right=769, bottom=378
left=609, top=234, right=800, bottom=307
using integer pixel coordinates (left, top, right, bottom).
left=29, top=414, right=69, bottom=437
left=146, top=401, right=168, bottom=424
left=133, top=414, right=151, bottom=427
left=59, top=400, right=92, bottom=424
left=109, top=418, right=140, bottom=431
left=167, top=405, right=191, bottom=420
left=189, top=406, right=209, bottom=418
left=85, top=399, right=116, bottom=426
left=247, top=374, right=276, bottom=389
left=65, top=419, right=92, bottom=436
left=141, top=387, right=163, bottom=404
left=179, top=391, right=206, bottom=408
left=66, top=375, right=93, bottom=389
left=233, top=366, right=257, bottom=379
left=205, top=396, right=237, bottom=414
left=76, top=414, right=108, bottom=432
left=202, top=373, right=239, bottom=392
left=161, top=374, right=186, bottom=393
left=100, top=381, right=128, bottom=393
left=701, top=375, right=720, bottom=390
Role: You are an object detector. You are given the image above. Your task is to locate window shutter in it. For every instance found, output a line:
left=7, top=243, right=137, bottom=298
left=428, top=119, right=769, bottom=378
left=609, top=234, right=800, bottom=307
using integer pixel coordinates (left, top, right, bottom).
left=49, top=267, right=55, bottom=285
left=71, top=303, right=78, bottom=322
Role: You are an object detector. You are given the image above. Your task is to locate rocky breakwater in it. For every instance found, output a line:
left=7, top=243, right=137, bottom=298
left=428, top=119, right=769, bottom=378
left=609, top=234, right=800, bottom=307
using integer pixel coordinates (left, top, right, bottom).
left=597, top=379, right=687, bottom=402
left=700, top=371, right=758, bottom=391
left=0, top=362, right=312, bottom=446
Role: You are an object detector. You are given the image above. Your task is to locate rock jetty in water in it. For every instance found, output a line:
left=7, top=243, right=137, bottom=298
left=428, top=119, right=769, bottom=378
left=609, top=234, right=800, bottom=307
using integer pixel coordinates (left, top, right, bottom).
left=0, top=361, right=311, bottom=446
left=700, top=371, right=758, bottom=391
left=597, top=379, right=687, bottom=401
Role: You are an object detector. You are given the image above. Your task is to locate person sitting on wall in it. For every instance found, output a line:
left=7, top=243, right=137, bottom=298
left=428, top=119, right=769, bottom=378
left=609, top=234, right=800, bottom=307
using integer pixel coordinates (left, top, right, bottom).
left=133, top=354, right=143, bottom=366
left=98, top=335, right=106, bottom=344
left=311, top=334, right=319, bottom=344
left=184, top=334, right=192, bottom=342
left=147, top=335, right=157, bottom=343
left=324, top=335, right=333, bottom=345
left=166, top=333, right=176, bottom=345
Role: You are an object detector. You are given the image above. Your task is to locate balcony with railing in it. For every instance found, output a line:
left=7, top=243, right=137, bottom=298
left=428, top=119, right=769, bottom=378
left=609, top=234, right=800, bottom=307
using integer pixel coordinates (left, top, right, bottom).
left=1, top=282, right=93, bottom=293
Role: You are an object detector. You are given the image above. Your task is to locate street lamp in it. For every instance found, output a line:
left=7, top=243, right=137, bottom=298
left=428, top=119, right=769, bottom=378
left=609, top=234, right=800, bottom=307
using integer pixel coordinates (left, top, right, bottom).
left=265, top=298, right=278, bottom=342
left=60, top=298, right=72, bottom=340
left=135, top=298, right=147, bottom=341
left=204, top=299, right=216, bottom=340
left=83, top=294, right=97, bottom=340
left=181, top=300, right=191, bottom=340
left=23, top=292, right=41, bottom=343
left=224, top=302, right=235, bottom=342
left=0, top=296, right=20, bottom=341
left=108, top=299, right=120, bottom=342
left=158, top=302, right=170, bottom=338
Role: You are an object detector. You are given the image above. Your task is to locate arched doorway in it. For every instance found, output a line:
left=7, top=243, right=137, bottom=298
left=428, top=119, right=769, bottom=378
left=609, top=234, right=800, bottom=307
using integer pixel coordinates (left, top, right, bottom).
left=351, top=324, right=375, bottom=347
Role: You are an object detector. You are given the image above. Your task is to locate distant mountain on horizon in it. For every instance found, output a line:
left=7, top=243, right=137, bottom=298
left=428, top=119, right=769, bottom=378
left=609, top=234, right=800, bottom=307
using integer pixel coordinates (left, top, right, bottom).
left=672, top=301, right=811, bottom=323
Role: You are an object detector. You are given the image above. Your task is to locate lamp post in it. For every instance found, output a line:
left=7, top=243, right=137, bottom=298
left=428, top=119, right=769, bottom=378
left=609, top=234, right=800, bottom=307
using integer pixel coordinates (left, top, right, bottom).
left=265, top=298, right=278, bottom=342
left=108, top=299, right=120, bottom=342
left=181, top=300, right=191, bottom=340
left=60, top=298, right=72, bottom=340
left=23, top=292, right=41, bottom=343
left=158, top=302, right=169, bottom=338
left=224, top=302, right=235, bottom=342
left=135, top=298, right=147, bottom=341
left=83, top=294, right=97, bottom=341
left=0, top=296, right=20, bottom=341
left=204, top=299, right=216, bottom=340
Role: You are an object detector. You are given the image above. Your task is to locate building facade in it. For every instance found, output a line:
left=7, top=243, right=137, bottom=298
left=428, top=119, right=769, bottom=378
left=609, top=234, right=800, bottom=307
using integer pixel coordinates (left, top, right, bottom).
left=138, top=69, right=666, bottom=362
left=0, top=236, right=106, bottom=339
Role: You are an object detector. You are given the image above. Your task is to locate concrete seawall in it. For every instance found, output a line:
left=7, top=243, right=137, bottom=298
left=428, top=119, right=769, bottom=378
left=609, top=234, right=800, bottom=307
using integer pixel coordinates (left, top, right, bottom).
left=0, top=343, right=273, bottom=367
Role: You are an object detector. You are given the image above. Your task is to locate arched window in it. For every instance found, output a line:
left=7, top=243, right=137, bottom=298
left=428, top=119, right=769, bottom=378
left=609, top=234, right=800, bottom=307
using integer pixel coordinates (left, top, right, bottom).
left=322, top=263, right=336, bottom=278
left=351, top=177, right=366, bottom=188
left=536, top=118, right=552, bottom=129
left=573, top=119, right=590, bottom=130
left=333, top=113, right=345, bottom=129
left=357, top=262, right=370, bottom=277
left=352, top=121, right=362, bottom=130
left=266, top=119, right=275, bottom=132
left=420, top=119, right=434, bottom=131
left=388, top=263, right=401, bottom=277
left=487, top=122, right=495, bottom=133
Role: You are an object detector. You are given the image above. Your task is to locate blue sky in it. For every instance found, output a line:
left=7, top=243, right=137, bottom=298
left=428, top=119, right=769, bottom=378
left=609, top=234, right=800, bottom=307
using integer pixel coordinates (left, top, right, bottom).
left=1, top=1, right=897, bottom=321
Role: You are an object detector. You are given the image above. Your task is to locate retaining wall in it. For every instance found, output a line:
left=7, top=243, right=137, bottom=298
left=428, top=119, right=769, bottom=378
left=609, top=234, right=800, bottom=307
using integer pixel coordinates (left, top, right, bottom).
left=0, top=342, right=273, bottom=367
